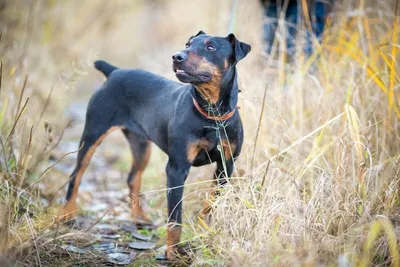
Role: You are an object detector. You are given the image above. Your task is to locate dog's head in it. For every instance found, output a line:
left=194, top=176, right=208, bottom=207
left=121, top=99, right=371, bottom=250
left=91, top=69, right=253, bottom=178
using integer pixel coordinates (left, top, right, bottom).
left=172, top=31, right=251, bottom=86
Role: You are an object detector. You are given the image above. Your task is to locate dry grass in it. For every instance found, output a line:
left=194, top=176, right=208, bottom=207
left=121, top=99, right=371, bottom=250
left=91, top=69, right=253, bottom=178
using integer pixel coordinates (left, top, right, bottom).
left=200, top=1, right=400, bottom=266
left=0, top=0, right=400, bottom=266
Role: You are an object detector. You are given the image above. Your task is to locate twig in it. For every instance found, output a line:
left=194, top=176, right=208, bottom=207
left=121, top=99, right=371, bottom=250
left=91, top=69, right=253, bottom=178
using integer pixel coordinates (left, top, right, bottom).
left=250, top=84, right=268, bottom=177
left=6, top=97, right=29, bottom=145
left=46, top=119, right=71, bottom=153
left=261, top=159, right=271, bottom=188
left=0, top=60, right=3, bottom=96
left=37, top=82, right=54, bottom=125
left=0, top=136, right=9, bottom=174
left=24, top=147, right=81, bottom=191
left=28, top=119, right=71, bottom=172
left=14, top=75, right=28, bottom=123
left=19, top=125, right=34, bottom=177
left=255, top=112, right=345, bottom=174
left=82, top=210, right=111, bottom=233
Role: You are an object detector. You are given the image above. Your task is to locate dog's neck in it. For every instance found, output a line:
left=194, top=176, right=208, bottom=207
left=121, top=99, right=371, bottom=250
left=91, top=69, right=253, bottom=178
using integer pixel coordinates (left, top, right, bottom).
left=192, top=67, right=238, bottom=117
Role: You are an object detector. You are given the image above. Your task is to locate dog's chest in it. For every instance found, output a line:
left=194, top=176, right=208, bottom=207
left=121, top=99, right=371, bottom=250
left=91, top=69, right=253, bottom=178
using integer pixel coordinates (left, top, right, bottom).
left=191, top=130, right=238, bottom=166
left=188, top=117, right=243, bottom=166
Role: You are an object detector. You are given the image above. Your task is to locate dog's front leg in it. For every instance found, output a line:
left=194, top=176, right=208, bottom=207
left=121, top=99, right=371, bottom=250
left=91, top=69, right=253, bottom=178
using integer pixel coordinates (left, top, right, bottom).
left=201, top=158, right=234, bottom=216
left=165, top=159, right=191, bottom=260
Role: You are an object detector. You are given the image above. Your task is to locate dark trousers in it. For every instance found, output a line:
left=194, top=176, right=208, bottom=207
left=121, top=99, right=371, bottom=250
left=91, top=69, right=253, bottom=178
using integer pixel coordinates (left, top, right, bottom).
left=263, top=1, right=332, bottom=57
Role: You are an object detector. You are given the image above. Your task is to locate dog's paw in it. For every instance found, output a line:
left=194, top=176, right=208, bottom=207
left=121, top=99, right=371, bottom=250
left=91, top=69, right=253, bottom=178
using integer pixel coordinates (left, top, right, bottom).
left=58, top=201, right=78, bottom=223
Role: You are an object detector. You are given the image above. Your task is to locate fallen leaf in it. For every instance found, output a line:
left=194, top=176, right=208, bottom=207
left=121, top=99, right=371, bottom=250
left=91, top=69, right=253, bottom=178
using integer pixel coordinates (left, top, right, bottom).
left=61, top=245, right=86, bottom=254
left=129, top=241, right=156, bottom=250
left=92, top=242, right=115, bottom=251
left=121, top=223, right=137, bottom=233
left=100, top=233, right=121, bottom=239
left=94, top=223, right=118, bottom=231
left=131, top=231, right=152, bottom=241
left=107, top=252, right=136, bottom=265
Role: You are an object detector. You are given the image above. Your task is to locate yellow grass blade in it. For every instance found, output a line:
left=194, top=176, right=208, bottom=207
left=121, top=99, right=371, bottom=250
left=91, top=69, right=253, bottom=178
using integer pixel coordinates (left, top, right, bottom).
left=297, top=142, right=331, bottom=181
left=0, top=97, right=8, bottom=128
left=363, top=17, right=376, bottom=65
left=198, top=216, right=216, bottom=235
left=240, top=198, right=255, bottom=209
left=324, top=45, right=387, bottom=94
left=345, top=105, right=363, bottom=162
left=359, top=219, right=400, bottom=267
left=305, top=126, right=326, bottom=163
left=377, top=47, right=400, bottom=82
left=388, top=2, right=399, bottom=115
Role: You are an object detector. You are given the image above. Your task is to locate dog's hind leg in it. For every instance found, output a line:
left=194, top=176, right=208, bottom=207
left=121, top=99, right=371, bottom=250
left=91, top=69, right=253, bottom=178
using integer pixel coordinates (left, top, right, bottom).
left=123, top=128, right=152, bottom=225
left=60, top=89, right=125, bottom=220
left=60, top=124, right=121, bottom=220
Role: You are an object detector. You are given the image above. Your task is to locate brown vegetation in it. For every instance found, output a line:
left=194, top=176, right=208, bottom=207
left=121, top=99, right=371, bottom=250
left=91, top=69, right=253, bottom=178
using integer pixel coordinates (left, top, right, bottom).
left=0, top=0, right=399, bottom=266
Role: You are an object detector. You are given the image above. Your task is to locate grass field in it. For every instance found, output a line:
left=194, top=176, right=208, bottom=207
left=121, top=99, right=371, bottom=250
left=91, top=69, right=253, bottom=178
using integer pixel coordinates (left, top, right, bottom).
left=1, top=0, right=400, bottom=266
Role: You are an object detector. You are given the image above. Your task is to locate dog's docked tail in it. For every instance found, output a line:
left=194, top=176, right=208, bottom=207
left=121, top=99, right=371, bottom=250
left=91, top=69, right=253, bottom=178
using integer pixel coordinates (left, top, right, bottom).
left=94, top=60, right=118, bottom=77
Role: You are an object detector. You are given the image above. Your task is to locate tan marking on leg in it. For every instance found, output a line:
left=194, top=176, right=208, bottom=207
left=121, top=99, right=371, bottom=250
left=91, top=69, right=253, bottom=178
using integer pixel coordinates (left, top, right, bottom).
left=129, top=170, right=151, bottom=224
left=199, top=140, right=236, bottom=218
left=200, top=186, right=217, bottom=216
left=61, top=199, right=77, bottom=220
left=60, top=126, right=121, bottom=220
left=187, top=138, right=209, bottom=162
left=220, top=139, right=236, bottom=160
left=129, top=142, right=152, bottom=224
left=166, top=225, right=182, bottom=260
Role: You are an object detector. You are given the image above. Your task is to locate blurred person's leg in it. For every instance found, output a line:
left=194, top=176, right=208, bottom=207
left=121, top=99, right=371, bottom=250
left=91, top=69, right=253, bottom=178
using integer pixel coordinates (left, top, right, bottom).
left=304, top=0, right=334, bottom=56
left=261, top=0, right=298, bottom=58
left=284, top=1, right=299, bottom=59
left=262, top=1, right=278, bottom=54
left=261, top=0, right=334, bottom=58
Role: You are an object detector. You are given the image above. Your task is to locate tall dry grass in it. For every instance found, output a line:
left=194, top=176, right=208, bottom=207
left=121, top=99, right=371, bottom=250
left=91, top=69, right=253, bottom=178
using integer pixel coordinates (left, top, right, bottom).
left=0, top=0, right=399, bottom=266
left=196, top=1, right=400, bottom=266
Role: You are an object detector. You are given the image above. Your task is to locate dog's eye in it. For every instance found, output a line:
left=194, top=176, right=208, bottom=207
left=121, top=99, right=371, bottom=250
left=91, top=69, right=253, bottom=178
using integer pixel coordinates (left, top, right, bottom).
left=206, top=44, right=216, bottom=51
left=185, top=43, right=190, bottom=48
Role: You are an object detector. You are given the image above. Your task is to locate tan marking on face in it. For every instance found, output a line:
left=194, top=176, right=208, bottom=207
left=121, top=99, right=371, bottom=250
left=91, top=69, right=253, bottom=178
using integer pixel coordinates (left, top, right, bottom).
left=60, top=126, right=121, bottom=220
left=186, top=53, right=222, bottom=104
left=195, top=58, right=222, bottom=103
left=220, top=139, right=236, bottom=160
left=187, top=138, right=209, bottom=162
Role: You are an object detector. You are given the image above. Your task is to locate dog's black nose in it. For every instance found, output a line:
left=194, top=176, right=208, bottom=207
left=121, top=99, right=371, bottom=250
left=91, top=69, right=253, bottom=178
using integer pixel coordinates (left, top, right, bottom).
left=172, top=52, right=186, bottom=62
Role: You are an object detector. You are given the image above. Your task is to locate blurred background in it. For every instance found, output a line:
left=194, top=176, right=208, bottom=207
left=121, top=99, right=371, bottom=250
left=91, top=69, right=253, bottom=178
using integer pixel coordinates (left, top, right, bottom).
left=1, top=0, right=400, bottom=266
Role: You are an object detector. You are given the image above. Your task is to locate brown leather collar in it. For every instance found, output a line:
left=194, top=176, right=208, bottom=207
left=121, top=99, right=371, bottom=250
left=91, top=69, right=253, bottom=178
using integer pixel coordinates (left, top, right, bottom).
left=192, top=97, right=237, bottom=121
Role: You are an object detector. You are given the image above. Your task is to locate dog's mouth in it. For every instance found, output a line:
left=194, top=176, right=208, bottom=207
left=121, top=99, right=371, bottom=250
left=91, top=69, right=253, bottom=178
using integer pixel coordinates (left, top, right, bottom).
left=173, top=67, right=211, bottom=82
left=174, top=68, right=191, bottom=76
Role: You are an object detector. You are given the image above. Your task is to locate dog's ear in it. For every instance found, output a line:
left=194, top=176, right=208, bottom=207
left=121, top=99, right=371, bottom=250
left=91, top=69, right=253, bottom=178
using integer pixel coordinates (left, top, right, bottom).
left=227, top=33, right=251, bottom=63
left=188, top=30, right=206, bottom=43
left=195, top=30, right=206, bottom=37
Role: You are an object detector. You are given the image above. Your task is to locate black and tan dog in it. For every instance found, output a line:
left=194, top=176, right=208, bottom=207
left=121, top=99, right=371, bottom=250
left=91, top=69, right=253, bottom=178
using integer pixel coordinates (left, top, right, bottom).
left=60, top=31, right=251, bottom=259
